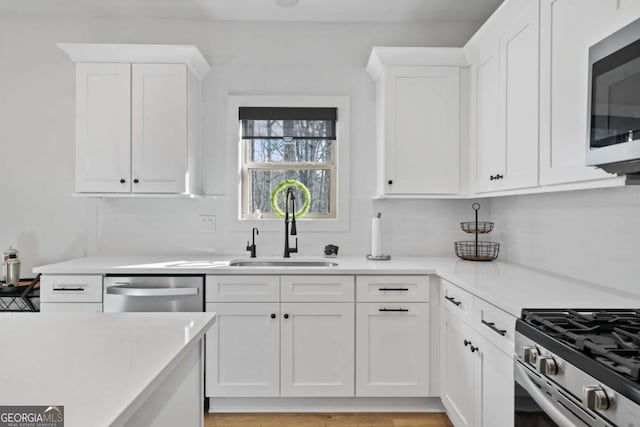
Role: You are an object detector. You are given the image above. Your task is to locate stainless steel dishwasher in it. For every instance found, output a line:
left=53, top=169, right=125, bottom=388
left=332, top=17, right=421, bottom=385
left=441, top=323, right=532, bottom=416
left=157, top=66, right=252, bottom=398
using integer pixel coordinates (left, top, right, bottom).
left=103, top=275, right=204, bottom=312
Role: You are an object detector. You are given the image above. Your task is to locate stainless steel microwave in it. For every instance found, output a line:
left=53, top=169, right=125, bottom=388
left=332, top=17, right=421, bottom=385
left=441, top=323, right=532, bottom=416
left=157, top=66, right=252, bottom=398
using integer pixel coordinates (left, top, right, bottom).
left=587, top=17, right=640, bottom=176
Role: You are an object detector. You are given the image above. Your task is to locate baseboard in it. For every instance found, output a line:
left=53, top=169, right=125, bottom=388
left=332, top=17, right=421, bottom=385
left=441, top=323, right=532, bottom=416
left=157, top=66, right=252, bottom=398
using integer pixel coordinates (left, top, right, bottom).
left=207, top=397, right=445, bottom=413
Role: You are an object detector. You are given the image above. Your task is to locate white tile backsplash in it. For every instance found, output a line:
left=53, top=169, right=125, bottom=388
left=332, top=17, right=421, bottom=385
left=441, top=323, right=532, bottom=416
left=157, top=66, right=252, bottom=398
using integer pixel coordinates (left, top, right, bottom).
left=491, top=186, right=640, bottom=296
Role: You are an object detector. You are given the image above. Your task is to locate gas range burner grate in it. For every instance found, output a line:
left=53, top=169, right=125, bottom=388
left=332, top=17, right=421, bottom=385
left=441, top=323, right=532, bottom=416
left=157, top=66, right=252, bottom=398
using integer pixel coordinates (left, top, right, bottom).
left=522, top=309, right=640, bottom=382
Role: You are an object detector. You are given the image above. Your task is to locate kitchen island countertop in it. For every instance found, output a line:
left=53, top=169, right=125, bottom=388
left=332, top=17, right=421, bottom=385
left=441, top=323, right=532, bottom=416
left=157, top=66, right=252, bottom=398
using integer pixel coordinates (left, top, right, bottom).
left=0, top=312, right=216, bottom=426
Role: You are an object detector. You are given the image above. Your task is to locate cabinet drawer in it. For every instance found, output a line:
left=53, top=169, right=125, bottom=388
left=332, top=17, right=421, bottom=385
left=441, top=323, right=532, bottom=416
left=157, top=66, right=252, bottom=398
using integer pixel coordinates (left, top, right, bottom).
left=206, top=276, right=279, bottom=302
left=356, top=276, right=429, bottom=302
left=281, top=276, right=354, bottom=302
left=441, top=279, right=474, bottom=321
left=474, top=298, right=516, bottom=355
left=40, top=275, right=103, bottom=303
left=40, top=303, right=103, bottom=313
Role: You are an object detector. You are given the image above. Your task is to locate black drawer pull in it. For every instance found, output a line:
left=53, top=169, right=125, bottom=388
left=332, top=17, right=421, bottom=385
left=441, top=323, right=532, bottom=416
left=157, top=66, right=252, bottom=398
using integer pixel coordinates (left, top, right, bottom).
left=378, top=287, right=409, bottom=291
left=53, top=287, right=86, bottom=292
left=445, top=296, right=462, bottom=306
left=482, top=320, right=507, bottom=336
left=379, top=308, right=409, bottom=312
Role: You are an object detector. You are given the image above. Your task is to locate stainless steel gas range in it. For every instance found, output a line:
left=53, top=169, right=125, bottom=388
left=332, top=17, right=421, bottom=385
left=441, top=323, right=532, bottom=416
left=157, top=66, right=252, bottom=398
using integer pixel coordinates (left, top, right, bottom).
left=514, top=309, right=640, bottom=427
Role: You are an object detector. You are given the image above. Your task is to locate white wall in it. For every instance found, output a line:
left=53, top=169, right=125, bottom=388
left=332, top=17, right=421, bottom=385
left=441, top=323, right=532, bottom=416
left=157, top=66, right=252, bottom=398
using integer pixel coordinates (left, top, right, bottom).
left=491, top=186, right=640, bottom=296
left=0, top=15, right=483, bottom=273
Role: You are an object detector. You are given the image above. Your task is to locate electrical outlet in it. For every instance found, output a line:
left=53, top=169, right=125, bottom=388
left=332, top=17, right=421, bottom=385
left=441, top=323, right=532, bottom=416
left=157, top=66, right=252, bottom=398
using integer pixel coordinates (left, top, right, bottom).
left=199, top=215, right=216, bottom=233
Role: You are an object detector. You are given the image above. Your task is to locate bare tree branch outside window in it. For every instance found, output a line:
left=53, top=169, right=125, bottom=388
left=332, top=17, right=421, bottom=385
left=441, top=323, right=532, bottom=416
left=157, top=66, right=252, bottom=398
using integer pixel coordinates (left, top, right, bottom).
left=241, top=113, right=337, bottom=219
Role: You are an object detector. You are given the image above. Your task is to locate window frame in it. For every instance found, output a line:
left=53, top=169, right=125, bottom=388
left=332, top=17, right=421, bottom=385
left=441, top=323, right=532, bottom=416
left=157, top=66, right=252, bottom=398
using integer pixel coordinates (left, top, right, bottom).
left=240, top=130, right=337, bottom=219
left=225, top=95, right=350, bottom=233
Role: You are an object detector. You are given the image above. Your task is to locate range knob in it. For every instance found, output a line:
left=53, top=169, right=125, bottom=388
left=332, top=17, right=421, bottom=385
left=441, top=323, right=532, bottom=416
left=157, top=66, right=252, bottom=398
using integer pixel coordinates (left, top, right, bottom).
left=522, top=346, right=539, bottom=365
left=582, top=385, right=610, bottom=411
left=536, top=356, right=558, bottom=376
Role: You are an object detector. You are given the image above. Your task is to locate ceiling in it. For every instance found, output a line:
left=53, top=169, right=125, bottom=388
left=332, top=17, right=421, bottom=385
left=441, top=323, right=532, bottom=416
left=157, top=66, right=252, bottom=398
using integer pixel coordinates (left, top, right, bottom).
left=0, top=0, right=504, bottom=23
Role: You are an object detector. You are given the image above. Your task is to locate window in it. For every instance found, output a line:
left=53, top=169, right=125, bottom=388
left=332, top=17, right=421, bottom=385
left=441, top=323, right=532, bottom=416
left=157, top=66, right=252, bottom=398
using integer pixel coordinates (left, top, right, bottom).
left=240, top=107, right=338, bottom=219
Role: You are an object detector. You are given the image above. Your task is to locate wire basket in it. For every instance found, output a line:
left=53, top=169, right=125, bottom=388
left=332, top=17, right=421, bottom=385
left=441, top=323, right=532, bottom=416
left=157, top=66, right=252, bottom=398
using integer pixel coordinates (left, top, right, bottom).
left=455, top=241, right=500, bottom=262
left=460, top=221, right=494, bottom=234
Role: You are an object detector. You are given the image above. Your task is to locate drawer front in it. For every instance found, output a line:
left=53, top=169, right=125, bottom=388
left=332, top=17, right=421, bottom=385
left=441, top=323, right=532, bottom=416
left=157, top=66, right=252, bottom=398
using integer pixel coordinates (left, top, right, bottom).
left=281, top=276, right=354, bottom=302
left=357, top=276, right=429, bottom=302
left=206, top=275, right=279, bottom=302
left=40, top=275, right=103, bottom=303
left=474, top=298, right=516, bottom=355
left=40, top=302, right=103, bottom=313
left=441, top=279, right=474, bottom=322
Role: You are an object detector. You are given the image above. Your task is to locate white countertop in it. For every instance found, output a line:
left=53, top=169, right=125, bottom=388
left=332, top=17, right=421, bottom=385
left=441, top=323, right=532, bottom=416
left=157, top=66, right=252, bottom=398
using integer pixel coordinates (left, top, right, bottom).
left=0, top=312, right=215, bottom=426
left=34, top=255, right=640, bottom=317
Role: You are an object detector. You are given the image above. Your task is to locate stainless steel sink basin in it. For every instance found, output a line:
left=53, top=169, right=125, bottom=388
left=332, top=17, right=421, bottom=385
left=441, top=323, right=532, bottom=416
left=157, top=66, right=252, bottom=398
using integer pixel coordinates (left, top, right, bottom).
left=228, top=260, right=338, bottom=267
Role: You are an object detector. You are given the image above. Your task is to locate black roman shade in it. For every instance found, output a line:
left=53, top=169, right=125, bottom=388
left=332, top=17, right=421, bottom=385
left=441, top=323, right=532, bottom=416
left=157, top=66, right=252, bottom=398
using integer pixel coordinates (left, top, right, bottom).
left=239, top=107, right=337, bottom=140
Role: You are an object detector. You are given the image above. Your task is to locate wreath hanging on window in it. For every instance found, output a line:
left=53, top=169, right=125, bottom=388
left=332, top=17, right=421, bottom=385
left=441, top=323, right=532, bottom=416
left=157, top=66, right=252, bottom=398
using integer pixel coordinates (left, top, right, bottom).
left=270, top=180, right=311, bottom=219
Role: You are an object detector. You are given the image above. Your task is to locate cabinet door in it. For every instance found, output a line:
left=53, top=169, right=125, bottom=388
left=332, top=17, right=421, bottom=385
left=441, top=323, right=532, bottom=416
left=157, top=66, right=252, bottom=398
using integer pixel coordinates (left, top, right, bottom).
left=539, top=0, right=614, bottom=185
left=474, top=333, right=514, bottom=427
left=280, top=302, right=354, bottom=396
left=470, top=33, right=503, bottom=193
left=131, top=64, right=188, bottom=193
left=75, top=63, right=131, bottom=193
left=356, top=303, right=429, bottom=396
left=385, top=66, right=459, bottom=195
left=499, top=0, right=540, bottom=191
left=205, top=302, right=279, bottom=397
left=39, top=303, right=102, bottom=312
left=441, top=310, right=475, bottom=427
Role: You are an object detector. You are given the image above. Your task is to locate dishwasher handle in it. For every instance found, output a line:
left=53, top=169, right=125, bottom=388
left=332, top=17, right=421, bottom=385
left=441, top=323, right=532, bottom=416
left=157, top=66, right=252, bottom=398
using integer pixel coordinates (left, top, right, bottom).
left=106, top=285, right=200, bottom=297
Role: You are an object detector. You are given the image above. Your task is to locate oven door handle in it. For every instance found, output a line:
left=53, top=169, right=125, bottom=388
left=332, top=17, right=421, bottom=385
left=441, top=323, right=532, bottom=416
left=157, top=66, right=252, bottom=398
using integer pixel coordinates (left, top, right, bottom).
left=106, top=285, right=200, bottom=297
left=514, top=361, right=578, bottom=427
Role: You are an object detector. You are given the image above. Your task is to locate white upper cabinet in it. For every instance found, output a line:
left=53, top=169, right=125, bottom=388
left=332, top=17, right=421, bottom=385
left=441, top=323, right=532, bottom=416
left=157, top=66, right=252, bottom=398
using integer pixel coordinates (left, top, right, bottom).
left=59, top=44, right=210, bottom=196
left=466, top=0, right=540, bottom=193
left=75, top=63, right=131, bottom=193
left=131, top=64, right=188, bottom=193
left=499, top=0, right=540, bottom=191
left=467, top=29, right=501, bottom=194
left=539, top=0, right=615, bottom=185
left=367, top=48, right=466, bottom=196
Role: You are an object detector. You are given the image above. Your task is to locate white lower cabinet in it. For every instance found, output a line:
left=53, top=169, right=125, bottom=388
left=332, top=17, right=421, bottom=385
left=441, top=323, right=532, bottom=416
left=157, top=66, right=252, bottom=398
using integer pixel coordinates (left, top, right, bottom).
left=205, top=275, right=356, bottom=400
left=474, top=333, right=514, bottom=427
left=356, top=302, right=429, bottom=396
left=205, top=302, right=279, bottom=397
left=39, top=302, right=102, bottom=312
left=441, top=309, right=476, bottom=427
left=441, top=284, right=515, bottom=427
left=280, top=302, right=354, bottom=396
left=39, top=275, right=103, bottom=312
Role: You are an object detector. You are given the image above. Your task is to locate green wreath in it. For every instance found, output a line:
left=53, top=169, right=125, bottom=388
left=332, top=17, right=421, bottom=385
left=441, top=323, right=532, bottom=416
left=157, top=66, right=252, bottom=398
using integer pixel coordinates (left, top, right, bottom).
left=270, top=180, right=311, bottom=219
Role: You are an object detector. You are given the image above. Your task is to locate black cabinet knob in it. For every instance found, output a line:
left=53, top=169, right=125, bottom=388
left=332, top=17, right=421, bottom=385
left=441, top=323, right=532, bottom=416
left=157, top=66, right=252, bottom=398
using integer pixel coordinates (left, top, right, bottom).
left=464, top=339, right=471, bottom=347
left=388, top=180, right=393, bottom=185
left=283, top=313, right=289, bottom=319
left=120, top=179, right=126, bottom=184
left=133, top=178, right=139, bottom=184
left=270, top=313, right=276, bottom=319
left=470, top=345, right=479, bottom=353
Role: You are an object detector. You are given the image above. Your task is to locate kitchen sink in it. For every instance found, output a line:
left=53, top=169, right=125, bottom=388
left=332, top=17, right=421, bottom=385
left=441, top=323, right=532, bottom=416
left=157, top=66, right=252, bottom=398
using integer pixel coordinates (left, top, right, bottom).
left=228, top=260, right=338, bottom=267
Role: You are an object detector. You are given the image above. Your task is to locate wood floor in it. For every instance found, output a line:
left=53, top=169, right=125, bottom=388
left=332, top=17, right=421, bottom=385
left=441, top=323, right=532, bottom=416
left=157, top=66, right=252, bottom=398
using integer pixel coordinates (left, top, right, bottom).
left=205, top=413, right=453, bottom=427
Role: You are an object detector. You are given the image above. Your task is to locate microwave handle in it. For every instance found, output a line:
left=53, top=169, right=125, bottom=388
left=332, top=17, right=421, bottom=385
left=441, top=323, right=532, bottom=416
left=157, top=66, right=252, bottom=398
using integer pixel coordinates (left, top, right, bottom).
left=514, top=361, right=578, bottom=427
